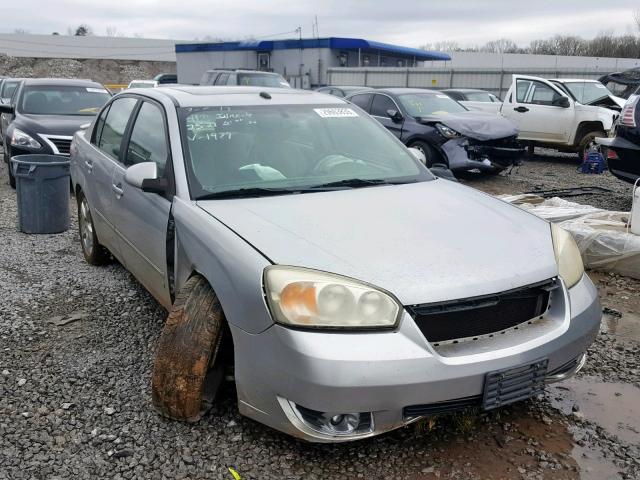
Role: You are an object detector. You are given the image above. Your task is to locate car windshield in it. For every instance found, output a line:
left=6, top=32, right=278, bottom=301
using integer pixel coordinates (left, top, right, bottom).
left=464, top=91, right=495, bottom=102
left=562, top=81, right=610, bottom=104
left=398, top=93, right=467, bottom=117
left=20, top=85, right=111, bottom=115
left=237, top=74, right=289, bottom=88
left=179, top=104, right=432, bottom=199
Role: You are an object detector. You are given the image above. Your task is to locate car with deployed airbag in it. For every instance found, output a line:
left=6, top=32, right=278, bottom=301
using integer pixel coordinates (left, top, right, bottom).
left=346, top=88, right=524, bottom=173
left=70, top=86, right=600, bottom=443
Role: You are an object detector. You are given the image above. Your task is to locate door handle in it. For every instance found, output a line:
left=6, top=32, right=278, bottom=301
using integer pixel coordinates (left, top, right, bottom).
left=112, top=183, right=124, bottom=198
left=84, top=160, right=93, bottom=172
left=514, top=106, right=529, bottom=113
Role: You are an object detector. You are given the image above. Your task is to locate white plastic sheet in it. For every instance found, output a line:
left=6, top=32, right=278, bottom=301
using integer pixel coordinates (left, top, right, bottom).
left=499, top=195, right=640, bottom=279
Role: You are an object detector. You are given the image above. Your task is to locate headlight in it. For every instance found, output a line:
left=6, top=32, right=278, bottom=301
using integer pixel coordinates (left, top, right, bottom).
left=11, top=128, right=41, bottom=149
left=435, top=123, right=460, bottom=139
left=551, top=224, right=584, bottom=288
left=264, top=266, right=401, bottom=329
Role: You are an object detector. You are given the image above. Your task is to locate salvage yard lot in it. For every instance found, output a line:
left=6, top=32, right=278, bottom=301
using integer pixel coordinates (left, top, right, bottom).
left=0, top=148, right=639, bottom=480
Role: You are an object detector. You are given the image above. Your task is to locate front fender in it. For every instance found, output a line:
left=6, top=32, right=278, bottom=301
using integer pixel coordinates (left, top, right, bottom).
left=172, top=197, right=274, bottom=334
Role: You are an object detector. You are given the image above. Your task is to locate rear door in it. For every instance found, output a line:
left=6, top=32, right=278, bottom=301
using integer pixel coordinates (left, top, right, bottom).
left=369, top=93, right=403, bottom=138
left=84, top=96, right=138, bottom=256
left=502, top=75, right=574, bottom=144
left=110, top=98, right=174, bottom=307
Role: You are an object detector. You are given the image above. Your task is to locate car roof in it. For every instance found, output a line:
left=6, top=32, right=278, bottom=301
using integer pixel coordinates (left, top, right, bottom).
left=373, top=88, right=439, bottom=95
left=128, top=86, right=347, bottom=107
left=442, top=88, right=491, bottom=93
left=22, top=78, right=104, bottom=88
left=549, top=78, right=599, bottom=83
left=205, top=69, right=281, bottom=76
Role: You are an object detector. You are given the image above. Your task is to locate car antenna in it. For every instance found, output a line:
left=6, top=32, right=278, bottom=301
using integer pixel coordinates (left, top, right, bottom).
left=260, top=91, right=272, bottom=99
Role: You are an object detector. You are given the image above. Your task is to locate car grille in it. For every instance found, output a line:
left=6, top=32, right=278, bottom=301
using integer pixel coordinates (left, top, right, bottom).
left=403, top=396, right=481, bottom=419
left=41, top=135, right=73, bottom=156
left=405, top=278, right=557, bottom=344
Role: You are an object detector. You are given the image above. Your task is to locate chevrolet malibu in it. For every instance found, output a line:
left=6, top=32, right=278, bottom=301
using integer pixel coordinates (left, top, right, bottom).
left=70, top=86, right=600, bottom=442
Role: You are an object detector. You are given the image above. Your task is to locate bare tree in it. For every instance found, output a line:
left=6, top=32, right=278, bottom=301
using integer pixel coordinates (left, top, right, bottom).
left=105, top=26, right=120, bottom=37
left=13, top=28, right=29, bottom=34
left=420, top=41, right=461, bottom=52
left=634, top=9, right=640, bottom=33
left=481, top=38, right=520, bottom=54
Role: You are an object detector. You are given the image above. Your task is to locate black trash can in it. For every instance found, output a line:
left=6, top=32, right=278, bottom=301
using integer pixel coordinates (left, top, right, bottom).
left=10, top=154, right=71, bottom=234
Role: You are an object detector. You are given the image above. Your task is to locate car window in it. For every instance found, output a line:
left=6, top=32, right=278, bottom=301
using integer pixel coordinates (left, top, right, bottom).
left=464, top=92, right=494, bottom=102
left=370, top=94, right=398, bottom=117
left=236, top=73, right=289, bottom=88
left=92, top=105, right=110, bottom=145
left=215, top=73, right=229, bottom=85
left=200, top=71, right=217, bottom=85
left=179, top=104, right=432, bottom=198
left=98, top=97, right=138, bottom=160
left=398, top=93, right=467, bottom=116
left=226, top=73, right=237, bottom=85
left=348, top=93, right=373, bottom=112
left=516, top=79, right=563, bottom=106
left=1, top=81, right=20, bottom=102
left=125, top=101, right=168, bottom=175
left=562, top=81, right=609, bottom=104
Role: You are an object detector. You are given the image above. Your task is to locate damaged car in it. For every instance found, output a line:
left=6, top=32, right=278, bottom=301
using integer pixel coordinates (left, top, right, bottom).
left=346, top=88, right=524, bottom=173
left=71, top=86, right=600, bottom=443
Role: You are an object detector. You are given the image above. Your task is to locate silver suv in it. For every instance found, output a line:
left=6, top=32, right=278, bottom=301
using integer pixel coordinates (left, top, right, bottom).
left=200, top=69, right=290, bottom=88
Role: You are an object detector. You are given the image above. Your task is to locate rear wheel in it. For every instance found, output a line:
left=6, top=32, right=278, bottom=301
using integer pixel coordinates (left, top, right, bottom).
left=77, top=192, right=110, bottom=265
left=577, top=131, right=605, bottom=161
left=409, top=140, right=441, bottom=168
left=152, top=275, right=225, bottom=422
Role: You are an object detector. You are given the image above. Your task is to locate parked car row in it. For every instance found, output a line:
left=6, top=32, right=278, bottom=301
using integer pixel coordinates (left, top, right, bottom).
left=69, top=84, right=600, bottom=443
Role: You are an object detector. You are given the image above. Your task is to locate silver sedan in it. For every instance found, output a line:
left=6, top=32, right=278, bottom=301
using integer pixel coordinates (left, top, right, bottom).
left=70, top=86, right=600, bottom=442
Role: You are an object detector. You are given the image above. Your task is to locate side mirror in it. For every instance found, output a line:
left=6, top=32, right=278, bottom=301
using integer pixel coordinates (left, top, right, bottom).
left=408, top=147, right=427, bottom=165
left=125, top=162, right=167, bottom=194
left=386, top=109, right=403, bottom=123
left=552, top=96, right=570, bottom=108
left=0, top=103, right=14, bottom=114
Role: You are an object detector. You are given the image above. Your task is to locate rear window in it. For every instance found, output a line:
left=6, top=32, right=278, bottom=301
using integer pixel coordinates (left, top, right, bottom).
left=20, top=85, right=111, bottom=116
left=236, top=73, right=290, bottom=88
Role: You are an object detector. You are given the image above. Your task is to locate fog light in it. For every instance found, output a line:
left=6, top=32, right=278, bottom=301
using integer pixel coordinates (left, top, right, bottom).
left=293, top=403, right=373, bottom=437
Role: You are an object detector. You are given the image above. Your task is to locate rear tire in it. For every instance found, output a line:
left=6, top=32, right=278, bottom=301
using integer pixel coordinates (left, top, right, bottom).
left=408, top=140, right=441, bottom=168
left=77, top=192, right=110, bottom=265
left=152, top=275, right=225, bottom=422
left=577, top=131, right=605, bottom=161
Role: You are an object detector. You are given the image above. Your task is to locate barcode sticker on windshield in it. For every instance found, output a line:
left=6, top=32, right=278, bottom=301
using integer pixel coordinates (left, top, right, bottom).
left=86, top=88, right=108, bottom=93
left=314, top=108, right=359, bottom=118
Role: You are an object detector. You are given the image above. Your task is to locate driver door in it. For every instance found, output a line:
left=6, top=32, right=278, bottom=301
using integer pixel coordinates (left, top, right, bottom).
left=370, top=93, right=404, bottom=139
left=110, top=99, right=174, bottom=308
left=502, top=75, right=574, bottom=144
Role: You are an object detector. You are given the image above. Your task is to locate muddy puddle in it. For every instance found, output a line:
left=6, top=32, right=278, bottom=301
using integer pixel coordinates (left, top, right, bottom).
left=602, top=311, right=640, bottom=343
left=549, top=376, right=640, bottom=445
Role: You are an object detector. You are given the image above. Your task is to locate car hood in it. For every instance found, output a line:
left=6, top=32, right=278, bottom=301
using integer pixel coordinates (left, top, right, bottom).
left=417, top=111, right=518, bottom=141
left=197, top=180, right=558, bottom=305
left=14, top=114, right=92, bottom=136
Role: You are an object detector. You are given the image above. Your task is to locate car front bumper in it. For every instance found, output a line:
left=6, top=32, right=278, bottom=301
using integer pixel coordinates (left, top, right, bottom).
left=232, top=274, right=600, bottom=442
left=440, top=137, right=525, bottom=172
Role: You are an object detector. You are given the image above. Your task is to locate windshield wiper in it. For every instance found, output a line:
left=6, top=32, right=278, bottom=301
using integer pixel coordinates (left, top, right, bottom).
left=309, top=178, right=410, bottom=189
left=196, top=187, right=300, bottom=200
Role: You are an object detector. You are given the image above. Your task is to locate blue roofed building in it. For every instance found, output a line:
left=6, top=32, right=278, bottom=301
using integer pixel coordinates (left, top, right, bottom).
left=175, top=37, right=450, bottom=88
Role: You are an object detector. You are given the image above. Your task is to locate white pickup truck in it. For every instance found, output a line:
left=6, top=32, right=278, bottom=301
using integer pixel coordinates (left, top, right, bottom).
left=462, top=75, right=622, bottom=159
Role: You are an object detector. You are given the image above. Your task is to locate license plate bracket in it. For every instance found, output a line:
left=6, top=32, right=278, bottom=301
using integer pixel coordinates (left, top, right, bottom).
left=482, top=358, right=548, bottom=411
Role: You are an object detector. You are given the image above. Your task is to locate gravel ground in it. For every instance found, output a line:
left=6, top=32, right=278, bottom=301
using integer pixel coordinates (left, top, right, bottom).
left=1, top=149, right=639, bottom=480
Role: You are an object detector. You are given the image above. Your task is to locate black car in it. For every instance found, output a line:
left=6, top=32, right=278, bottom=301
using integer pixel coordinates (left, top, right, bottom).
left=599, top=68, right=640, bottom=100
left=596, top=92, right=640, bottom=184
left=345, top=88, right=524, bottom=173
left=0, top=78, right=111, bottom=187
left=153, top=73, right=178, bottom=84
left=315, top=85, right=373, bottom=98
left=442, top=88, right=501, bottom=103
left=200, top=69, right=290, bottom=88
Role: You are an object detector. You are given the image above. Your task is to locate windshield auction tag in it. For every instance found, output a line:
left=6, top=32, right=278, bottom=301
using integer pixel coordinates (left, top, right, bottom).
left=86, top=88, right=108, bottom=93
left=314, top=108, right=359, bottom=118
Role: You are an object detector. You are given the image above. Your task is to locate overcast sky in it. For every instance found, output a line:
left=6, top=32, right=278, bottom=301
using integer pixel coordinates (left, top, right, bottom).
left=3, top=0, right=640, bottom=47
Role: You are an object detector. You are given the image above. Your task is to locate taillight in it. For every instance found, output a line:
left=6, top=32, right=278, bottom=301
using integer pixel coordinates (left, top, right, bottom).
left=620, top=95, right=638, bottom=127
left=606, top=148, right=618, bottom=160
